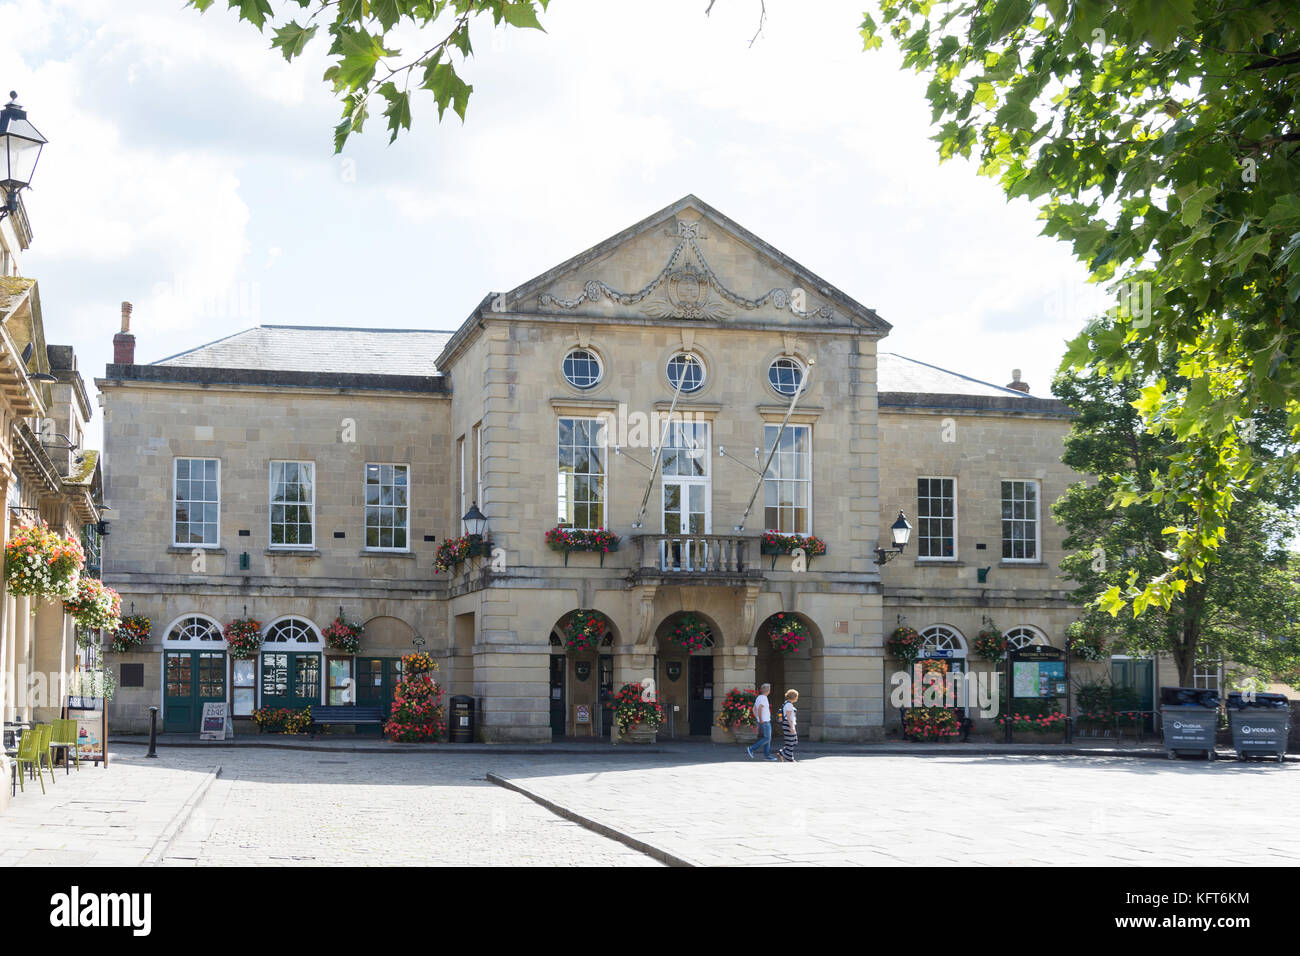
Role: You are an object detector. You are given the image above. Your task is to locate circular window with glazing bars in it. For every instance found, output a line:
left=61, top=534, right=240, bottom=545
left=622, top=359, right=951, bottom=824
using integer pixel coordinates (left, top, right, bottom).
left=562, top=349, right=603, bottom=389
left=666, top=352, right=706, bottom=393
left=768, top=357, right=805, bottom=396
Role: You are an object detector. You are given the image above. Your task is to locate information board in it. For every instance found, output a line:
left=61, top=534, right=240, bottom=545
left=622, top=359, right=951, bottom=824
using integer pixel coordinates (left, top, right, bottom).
left=66, top=696, right=106, bottom=767
left=1008, top=646, right=1068, bottom=699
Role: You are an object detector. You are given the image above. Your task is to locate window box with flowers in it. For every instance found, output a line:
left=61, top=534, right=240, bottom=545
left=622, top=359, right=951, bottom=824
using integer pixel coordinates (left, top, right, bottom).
left=434, top=534, right=492, bottom=574
left=63, top=577, right=122, bottom=634
left=251, top=706, right=311, bottom=734
left=886, top=626, right=922, bottom=664
left=545, top=526, right=620, bottom=566
left=611, top=682, right=664, bottom=743
left=562, top=609, right=612, bottom=652
left=766, top=613, right=810, bottom=655
left=322, top=616, right=363, bottom=654
left=669, top=613, right=714, bottom=653
left=111, top=615, right=152, bottom=653
left=224, top=618, right=263, bottom=660
left=760, top=532, right=826, bottom=569
left=4, top=523, right=85, bottom=604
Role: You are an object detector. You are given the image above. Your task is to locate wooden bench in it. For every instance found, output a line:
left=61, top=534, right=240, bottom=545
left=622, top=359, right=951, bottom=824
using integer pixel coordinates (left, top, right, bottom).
left=309, top=705, right=387, bottom=738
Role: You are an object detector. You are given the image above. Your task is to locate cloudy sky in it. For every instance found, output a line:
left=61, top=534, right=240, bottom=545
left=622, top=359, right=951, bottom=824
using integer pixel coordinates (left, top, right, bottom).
left=3, top=0, right=1107, bottom=447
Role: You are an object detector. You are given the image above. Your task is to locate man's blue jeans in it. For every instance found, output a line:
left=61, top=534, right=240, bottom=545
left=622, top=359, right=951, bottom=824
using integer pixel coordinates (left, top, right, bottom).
left=748, top=721, right=772, bottom=757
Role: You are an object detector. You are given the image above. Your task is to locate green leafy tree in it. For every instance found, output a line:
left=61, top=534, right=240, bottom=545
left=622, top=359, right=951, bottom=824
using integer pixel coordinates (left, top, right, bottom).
left=187, top=0, right=551, bottom=150
left=1053, top=319, right=1300, bottom=686
left=861, top=2, right=1300, bottom=618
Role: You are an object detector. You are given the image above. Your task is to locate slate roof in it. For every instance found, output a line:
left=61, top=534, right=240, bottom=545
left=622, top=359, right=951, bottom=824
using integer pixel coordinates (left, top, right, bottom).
left=877, top=352, right=1072, bottom=416
left=153, top=325, right=454, bottom=376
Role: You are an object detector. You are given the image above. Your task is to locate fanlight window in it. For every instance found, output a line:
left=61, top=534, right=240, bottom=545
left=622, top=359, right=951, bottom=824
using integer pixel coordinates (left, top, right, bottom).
left=264, top=618, right=319, bottom=645
left=920, top=625, right=967, bottom=658
left=1005, top=626, right=1047, bottom=651
left=167, top=616, right=223, bottom=644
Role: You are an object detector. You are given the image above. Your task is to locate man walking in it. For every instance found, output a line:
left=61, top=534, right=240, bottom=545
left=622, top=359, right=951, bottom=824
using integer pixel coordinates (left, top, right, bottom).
left=745, top=683, right=776, bottom=760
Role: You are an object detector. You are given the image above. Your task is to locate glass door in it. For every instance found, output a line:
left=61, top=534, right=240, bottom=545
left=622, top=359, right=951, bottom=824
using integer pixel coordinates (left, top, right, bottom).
left=662, top=480, right=710, bottom=570
left=164, top=651, right=227, bottom=732
left=260, top=652, right=321, bottom=710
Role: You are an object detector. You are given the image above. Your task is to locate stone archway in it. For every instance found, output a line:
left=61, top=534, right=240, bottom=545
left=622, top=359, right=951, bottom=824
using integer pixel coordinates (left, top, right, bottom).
left=753, top=611, right=823, bottom=742
left=548, top=609, right=619, bottom=739
left=653, top=610, right=720, bottom=739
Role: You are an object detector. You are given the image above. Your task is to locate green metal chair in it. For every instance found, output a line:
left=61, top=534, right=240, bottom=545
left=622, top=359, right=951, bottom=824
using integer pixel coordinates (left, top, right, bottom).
left=50, top=719, right=79, bottom=774
left=11, top=727, right=44, bottom=795
left=32, top=723, right=55, bottom=787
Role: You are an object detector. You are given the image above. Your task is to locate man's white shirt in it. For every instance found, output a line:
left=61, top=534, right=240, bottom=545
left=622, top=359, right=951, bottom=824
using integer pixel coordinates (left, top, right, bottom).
left=754, top=693, right=771, bottom=723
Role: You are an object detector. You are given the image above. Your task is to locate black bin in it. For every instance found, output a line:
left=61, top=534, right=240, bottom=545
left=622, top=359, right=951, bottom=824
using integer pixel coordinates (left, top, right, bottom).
left=1159, top=686, right=1219, bottom=760
left=1226, top=692, right=1289, bottom=762
left=449, top=695, right=475, bottom=743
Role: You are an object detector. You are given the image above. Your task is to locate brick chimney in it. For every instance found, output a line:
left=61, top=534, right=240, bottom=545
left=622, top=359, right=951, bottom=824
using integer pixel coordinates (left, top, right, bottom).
left=1006, top=369, right=1030, bottom=393
left=113, top=301, right=135, bottom=365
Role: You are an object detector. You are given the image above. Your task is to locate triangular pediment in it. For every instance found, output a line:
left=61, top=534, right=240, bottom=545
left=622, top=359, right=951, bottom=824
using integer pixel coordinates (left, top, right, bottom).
left=495, top=195, right=890, bottom=334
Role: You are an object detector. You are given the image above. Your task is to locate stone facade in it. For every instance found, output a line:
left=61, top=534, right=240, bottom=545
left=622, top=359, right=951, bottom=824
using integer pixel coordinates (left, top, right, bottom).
left=98, top=195, right=1096, bottom=743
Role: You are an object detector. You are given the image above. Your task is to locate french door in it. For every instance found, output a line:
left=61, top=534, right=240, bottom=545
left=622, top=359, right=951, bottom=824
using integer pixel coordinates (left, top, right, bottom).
left=662, top=479, right=711, bottom=570
left=260, top=652, right=322, bottom=710
left=163, top=651, right=227, bottom=733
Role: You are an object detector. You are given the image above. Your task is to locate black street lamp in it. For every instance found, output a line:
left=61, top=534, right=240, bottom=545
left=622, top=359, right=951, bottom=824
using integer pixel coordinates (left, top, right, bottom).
left=0, top=93, right=46, bottom=219
left=874, top=510, right=912, bottom=566
left=462, top=501, right=488, bottom=539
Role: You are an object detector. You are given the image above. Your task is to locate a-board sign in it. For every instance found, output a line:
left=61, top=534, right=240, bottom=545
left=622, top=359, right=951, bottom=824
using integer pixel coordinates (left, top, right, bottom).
left=65, top=696, right=106, bottom=766
left=1009, top=645, right=1067, bottom=699
left=200, top=702, right=228, bottom=740
left=575, top=704, right=591, bottom=724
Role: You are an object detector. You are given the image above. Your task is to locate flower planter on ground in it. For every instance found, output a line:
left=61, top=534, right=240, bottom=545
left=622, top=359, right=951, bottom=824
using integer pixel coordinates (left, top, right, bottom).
left=611, top=682, right=664, bottom=744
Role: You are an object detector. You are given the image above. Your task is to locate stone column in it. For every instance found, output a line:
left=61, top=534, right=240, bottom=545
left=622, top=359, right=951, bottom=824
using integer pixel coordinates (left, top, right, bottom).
left=473, top=592, right=549, bottom=742
left=817, top=646, right=886, bottom=742
left=32, top=598, right=66, bottom=722
left=712, top=644, right=755, bottom=742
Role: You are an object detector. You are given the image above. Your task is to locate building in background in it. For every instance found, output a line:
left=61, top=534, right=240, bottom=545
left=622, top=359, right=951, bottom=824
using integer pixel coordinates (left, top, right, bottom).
left=99, top=195, right=1090, bottom=742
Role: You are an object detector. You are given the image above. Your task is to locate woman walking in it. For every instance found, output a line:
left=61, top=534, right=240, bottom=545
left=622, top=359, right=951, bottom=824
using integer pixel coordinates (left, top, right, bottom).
left=777, top=689, right=799, bottom=763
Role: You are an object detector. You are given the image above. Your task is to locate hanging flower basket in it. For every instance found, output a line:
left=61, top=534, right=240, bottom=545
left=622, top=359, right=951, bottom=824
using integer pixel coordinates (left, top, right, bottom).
left=322, top=616, right=363, bottom=653
left=385, top=653, right=444, bottom=741
left=715, top=688, right=758, bottom=730
left=767, top=613, right=810, bottom=655
left=612, top=682, right=664, bottom=740
left=886, top=626, right=922, bottom=664
left=224, top=618, right=263, bottom=660
left=435, top=534, right=492, bottom=573
left=1067, top=621, right=1107, bottom=661
left=4, top=523, right=85, bottom=602
left=111, top=615, right=152, bottom=653
left=545, top=526, right=620, bottom=566
left=671, top=612, right=714, bottom=653
left=974, top=626, right=1006, bottom=662
left=564, top=610, right=611, bottom=651
left=63, top=577, right=122, bottom=633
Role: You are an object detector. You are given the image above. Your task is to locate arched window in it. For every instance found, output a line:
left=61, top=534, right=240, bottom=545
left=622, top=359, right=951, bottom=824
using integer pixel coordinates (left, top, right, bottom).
left=920, top=625, right=967, bottom=658
left=263, top=617, right=321, bottom=647
left=164, top=615, right=224, bottom=647
left=1004, top=626, right=1048, bottom=651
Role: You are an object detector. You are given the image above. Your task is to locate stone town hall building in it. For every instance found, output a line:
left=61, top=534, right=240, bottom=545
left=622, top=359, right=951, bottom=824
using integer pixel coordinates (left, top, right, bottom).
left=100, top=196, right=1082, bottom=742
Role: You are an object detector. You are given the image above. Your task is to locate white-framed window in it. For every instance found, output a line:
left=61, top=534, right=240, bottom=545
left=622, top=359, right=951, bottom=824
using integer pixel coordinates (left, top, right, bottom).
left=364, top=463, right=409, bottom=551
left=1004, top=625, right=1048, bottom=650
left=269, top=461, right=314, bottom=548
left=763, top=423, right=810, bottom=534
left=916, top=476, right=956, bottom=560
left=262, top=617, right=322, bottom=647
left=557, top=417, right=607, bottom=529
left=767, top=357, right=805, bottom=396
left=562, top=349, right=603, bottom=389
left=174, top=457, right=220, bottom=547
left=163, top=614, right=225, bottom=647
left=666, top=352, right=706, bottom=393
left=1000, top=479, right=1040, bottom=561
left=1193, top=661, right=1222, bottom=694
left=920, top=625, right=968, bottom=659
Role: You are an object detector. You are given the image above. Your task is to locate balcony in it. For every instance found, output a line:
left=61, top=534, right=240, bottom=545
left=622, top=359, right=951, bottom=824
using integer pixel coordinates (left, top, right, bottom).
left=628, top=534, right=763, bottom=581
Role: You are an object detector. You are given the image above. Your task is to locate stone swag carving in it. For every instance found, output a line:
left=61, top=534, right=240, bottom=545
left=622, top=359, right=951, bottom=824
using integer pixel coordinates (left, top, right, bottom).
left=538, top=219, right=834, bottom=321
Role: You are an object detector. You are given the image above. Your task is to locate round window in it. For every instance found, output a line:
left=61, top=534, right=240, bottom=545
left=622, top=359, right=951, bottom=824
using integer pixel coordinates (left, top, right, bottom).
left=768, top=358, right=805, bottom=396
left=666, top=353, right=706, bottom=393
left=562, top=349, right=603, bottom=389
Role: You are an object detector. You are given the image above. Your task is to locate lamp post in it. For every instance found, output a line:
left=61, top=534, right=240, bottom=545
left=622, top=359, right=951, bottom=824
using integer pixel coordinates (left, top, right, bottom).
left=0, top=93, right=47, bottom=219
left=874, top=510, right=913, bottom=566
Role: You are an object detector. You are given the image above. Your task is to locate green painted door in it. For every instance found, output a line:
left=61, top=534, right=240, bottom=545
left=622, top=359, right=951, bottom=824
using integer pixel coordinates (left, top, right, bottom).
left=688, top=656, right=714, bottom=736
left=356, top=657, right=403, bottom=713
left=260, top=652, right=322, bottom=711
left=1112, top=657, right=1156, bottom=732
left=164, top=651, right=226, bottom=732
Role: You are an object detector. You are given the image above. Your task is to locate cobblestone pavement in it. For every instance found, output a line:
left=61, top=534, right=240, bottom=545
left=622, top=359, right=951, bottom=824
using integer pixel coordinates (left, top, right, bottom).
left=487, top=750, right=1300, bottom=866
left=4, top=747, right=1296, bottom=866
